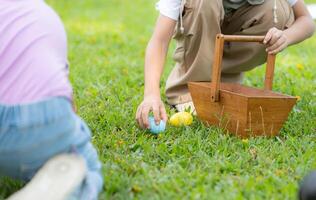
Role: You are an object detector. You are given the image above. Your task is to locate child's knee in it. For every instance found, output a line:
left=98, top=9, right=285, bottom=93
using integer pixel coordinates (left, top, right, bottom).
left=78, top=142, right=102, bottom=172
left=76, top=142, right=103, bottom=198
left=300, top=171, right=316, bottom=200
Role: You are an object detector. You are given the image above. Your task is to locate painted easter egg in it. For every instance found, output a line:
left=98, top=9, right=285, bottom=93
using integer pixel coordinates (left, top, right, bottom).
left=148, top=117, right=166, bottom=134
left=169, top=112, right=193, bottom=127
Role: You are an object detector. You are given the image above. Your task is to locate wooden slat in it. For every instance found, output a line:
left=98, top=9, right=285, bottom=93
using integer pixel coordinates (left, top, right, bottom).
left=210, top=34, right=225, bottom=102
left=223, top=35, right=265, bottom=43
left=264, top=54, right=276, bottom=90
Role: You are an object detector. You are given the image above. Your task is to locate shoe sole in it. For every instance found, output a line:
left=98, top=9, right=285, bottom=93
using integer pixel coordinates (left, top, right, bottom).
left=7, top=154, right=86, bottom=200
left=175, top=101, right=197, bottom=115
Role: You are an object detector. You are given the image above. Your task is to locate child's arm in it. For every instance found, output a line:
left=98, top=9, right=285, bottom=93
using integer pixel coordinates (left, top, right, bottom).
left=136, top=15, right=176, bottom=129
left=264, top=0, right=315, bottom=54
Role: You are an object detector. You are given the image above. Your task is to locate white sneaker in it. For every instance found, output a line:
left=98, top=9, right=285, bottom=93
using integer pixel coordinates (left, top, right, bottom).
left=7, top=154, right=86, bottom=200
left=175, top=101, right=197, bottom=115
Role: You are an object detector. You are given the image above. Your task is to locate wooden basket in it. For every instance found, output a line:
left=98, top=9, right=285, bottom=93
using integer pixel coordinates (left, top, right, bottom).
left=188, top=34, right=297, bottom=137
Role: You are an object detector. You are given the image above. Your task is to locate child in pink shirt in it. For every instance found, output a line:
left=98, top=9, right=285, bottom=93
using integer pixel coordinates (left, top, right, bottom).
left=0, top=0, right=103, bottom=199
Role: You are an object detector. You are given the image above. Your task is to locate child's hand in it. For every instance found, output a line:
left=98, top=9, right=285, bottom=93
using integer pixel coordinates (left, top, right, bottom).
left=263, top=27, right=289, bottom=54
left=136, top=95, right=168, bottom=129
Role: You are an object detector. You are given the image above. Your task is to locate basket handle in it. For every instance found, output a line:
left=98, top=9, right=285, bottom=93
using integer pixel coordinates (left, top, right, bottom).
left=210, top=34, right=276, bottom=102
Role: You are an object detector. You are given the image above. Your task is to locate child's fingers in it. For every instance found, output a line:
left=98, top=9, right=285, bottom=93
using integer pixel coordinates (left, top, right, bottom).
left=160, top=104, right=168, bottom=122
left=266, top=36, right=286, bottom=53
left=269, top=42, right=287, bottom=54
left=269, top=30, right=283, bottom=46
left=136, top=105, right=142, bottom=120
left=263, top=31, right=272, bottom=44
left=141, top=106, right=151, bottom=129
left=136, top=106, right=145, bottom=128
left=264, top=28, right=276, bottom=44
left=152, top=104, right=161, bottom=124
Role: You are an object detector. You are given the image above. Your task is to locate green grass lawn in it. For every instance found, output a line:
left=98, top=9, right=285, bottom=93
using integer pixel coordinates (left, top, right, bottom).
left=1, top=0, right=316, bottom=199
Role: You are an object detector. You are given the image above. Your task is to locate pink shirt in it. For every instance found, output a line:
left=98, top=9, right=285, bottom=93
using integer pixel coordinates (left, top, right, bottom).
left=0, top=0, right=72, bottom=105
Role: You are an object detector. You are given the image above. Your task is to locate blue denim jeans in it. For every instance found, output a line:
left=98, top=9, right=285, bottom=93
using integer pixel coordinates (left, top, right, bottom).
left=0, top=97, right=103, bottom=200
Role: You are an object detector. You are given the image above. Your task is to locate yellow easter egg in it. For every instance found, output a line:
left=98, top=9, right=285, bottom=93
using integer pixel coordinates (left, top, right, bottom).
left=169, top=114, right=180, bottom=126
left=169, top=112, right=193, bottom=127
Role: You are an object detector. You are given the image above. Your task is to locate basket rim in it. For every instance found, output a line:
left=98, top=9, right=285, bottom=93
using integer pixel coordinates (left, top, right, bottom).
left=188, top=81, right=297, bottom=99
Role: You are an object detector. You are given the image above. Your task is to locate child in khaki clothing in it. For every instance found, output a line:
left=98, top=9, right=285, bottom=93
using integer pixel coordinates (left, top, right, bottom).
left=136, top=0, right=315, bottom=129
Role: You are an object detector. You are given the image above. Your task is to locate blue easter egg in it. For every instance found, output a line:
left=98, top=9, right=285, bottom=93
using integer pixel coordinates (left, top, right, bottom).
left=148, top=117, right=166, bottom=134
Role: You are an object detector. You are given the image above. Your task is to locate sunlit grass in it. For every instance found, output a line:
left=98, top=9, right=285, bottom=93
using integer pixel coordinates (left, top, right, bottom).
left=0, top=0, right=315, bottom=199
